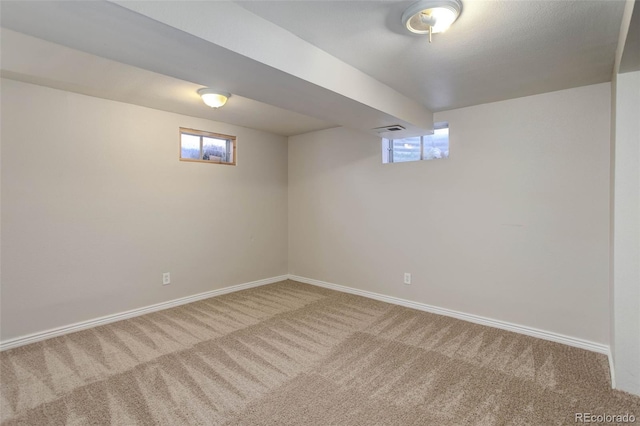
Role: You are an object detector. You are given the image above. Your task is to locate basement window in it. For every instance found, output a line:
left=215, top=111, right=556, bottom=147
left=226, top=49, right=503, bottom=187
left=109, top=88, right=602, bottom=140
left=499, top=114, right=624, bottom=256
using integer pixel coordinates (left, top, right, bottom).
left=382, top=123, right=449, bottom=164
left=180, top=128, right=236, bottom=165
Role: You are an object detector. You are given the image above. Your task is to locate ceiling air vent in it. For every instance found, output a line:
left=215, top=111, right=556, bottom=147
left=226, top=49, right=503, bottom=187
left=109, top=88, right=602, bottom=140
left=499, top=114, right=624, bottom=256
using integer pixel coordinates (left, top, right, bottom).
left=373, top=125, right=406, bottom=133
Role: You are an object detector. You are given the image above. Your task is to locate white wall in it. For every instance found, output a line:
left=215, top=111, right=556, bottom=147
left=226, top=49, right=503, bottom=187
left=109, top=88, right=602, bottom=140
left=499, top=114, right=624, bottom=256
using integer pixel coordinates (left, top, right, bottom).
left=289, top=83, right=611, bottom=345
left=0, top=79, right=288, bottom=341
left=613, top=70, right=640, bottom=394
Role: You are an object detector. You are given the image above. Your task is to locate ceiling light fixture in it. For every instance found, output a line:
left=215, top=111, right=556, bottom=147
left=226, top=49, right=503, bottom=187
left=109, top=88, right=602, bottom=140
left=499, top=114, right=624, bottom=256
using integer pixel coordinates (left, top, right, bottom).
left=197, top=88, right=231, bottom=108
left=402, top=0, right=462, bottom=43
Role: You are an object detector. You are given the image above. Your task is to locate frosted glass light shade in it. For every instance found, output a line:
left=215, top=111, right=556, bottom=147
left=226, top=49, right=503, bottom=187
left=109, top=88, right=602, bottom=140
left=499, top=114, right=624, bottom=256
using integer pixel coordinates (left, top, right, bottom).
left=197, top=88, right=231, bottom=108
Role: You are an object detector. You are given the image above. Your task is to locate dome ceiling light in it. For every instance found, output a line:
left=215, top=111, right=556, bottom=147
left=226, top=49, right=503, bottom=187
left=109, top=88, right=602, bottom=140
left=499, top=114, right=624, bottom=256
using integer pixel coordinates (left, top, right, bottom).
left=401, top=0, right=463, bottom=43
left=197, top=88, right=231, bottom=108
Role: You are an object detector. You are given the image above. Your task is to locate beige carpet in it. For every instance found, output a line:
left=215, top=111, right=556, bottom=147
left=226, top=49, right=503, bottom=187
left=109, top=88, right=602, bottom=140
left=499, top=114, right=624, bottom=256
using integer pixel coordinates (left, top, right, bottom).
left=1, top=280, right=638, bottom=425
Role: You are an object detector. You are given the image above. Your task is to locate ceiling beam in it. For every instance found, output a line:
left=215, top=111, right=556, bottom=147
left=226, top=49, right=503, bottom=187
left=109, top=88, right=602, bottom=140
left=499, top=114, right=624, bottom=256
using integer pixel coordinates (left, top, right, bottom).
left=1, top=0, right=434, bottom=137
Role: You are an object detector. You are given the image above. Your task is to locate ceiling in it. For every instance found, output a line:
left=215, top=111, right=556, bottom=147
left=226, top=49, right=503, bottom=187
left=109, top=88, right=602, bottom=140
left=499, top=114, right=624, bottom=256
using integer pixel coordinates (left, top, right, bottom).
left=0, top=0, right=629, bottom=136
left=0, top=29, right=335, bottom=137
left=237, top=0, right=626, bottom=111
left=620, top=0, right=640, bottom=73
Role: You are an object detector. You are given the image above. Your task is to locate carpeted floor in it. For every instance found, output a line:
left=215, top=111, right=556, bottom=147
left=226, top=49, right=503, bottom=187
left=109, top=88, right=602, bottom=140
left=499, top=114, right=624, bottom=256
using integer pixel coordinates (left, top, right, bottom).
left=1, top=280, right=638, bottom=425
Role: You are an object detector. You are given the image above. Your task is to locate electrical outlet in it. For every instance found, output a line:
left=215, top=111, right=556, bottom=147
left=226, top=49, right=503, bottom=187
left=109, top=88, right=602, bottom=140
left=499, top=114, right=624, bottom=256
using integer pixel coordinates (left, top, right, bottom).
left=162, top=272, right=171, bottom=286
left=404, top=272, right=411, bottom=285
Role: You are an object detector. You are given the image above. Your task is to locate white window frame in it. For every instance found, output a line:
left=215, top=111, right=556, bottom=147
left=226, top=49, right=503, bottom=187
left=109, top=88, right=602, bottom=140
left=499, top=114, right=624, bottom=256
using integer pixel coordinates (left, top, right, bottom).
left=384, top=122, right=449, bottom=164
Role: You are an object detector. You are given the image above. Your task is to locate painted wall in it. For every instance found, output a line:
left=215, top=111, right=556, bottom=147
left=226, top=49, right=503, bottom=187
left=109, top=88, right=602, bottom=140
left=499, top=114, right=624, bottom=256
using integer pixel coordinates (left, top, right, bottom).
left=289, top=83, right=611, bottom=345
left=0, top=79, right=288, bottom=341
left=613, top=70, right=640, bottom=394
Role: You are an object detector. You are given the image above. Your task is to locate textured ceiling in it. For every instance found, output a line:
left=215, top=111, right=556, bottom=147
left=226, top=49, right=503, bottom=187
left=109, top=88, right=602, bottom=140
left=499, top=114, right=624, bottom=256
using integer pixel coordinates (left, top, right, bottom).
left=0, top=0, right=628, bottom=135
left=0, top=29, right=335, bottom=137
left=1, top=1, right=434, bottom=138
left=238, top=0, right=626, bottom=111
left=620, top=0, right=640, bottom=73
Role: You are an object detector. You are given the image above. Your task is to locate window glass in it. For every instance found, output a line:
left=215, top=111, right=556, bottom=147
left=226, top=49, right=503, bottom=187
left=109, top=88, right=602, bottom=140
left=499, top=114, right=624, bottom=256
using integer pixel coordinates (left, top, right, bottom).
left=180, top=133, right=201, bottom=160
left=423, top=127, right=449, bottom=160
left=203, top=136, right=227, bottom=162
left=392, top=136, right=421, bottom=163
left=382, top=123, right=449, bottom=164
left=179, top=128, right=236, bottom=165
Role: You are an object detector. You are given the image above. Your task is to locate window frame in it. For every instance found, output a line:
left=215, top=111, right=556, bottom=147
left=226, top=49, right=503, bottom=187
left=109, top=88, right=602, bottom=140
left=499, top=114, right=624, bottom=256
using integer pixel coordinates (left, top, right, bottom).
left=179, top=127, right=237, bottom=166
left=384, top=122, right=449, bottom=164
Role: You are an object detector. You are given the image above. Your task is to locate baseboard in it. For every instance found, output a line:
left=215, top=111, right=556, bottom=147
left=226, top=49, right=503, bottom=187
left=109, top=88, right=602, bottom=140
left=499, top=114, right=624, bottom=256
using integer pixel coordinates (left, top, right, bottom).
left=608, top=350, right=617, bottom=389
left=288, top=274, right=610, bottom=356
left=0, top=275, right=289, bottom=351
left=2, top=273, right=616, bottom=386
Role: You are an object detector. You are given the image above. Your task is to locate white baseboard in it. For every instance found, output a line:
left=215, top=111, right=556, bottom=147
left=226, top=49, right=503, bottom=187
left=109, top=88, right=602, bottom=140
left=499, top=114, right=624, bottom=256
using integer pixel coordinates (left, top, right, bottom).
left=2, top=273, right=615, bottom=387
left=0, top=275, right=289, bottom=351
left=288, top=274, right=610, bottom=356
left=608, top=350, right=617, bottom=389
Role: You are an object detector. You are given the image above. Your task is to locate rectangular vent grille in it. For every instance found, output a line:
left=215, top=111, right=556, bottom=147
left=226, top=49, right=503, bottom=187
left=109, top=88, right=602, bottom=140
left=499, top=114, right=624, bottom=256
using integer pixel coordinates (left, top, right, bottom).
left=373, top=125, right=406, bottom=133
